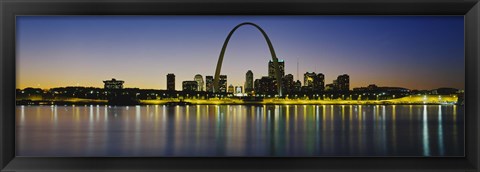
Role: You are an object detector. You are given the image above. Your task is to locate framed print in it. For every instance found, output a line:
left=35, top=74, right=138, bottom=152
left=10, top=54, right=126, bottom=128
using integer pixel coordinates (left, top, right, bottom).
left=1, top=0, right=479, bottom=171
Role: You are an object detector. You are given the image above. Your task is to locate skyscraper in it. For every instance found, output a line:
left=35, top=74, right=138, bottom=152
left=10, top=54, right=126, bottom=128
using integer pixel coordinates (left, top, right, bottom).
left=219, top=75, right=227, bottom=93
left=245, top=70, right=254, bottom=94
left=166, top=73, right=175, bottom=91
left=283, top=74, right=294, bottom=94
left=268, top=60, right=285, bottom=78
left=337, top=74, right=350, bottom=91
left=317, top=73, right=325, bottom=91
left=194, top=74, right=204, bottom=91
left=205, top=76, right=214, bottom=92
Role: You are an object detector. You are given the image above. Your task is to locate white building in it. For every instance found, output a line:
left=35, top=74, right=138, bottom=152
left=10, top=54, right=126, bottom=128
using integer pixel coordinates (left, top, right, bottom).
left=194, top=74, right=204, bottom=91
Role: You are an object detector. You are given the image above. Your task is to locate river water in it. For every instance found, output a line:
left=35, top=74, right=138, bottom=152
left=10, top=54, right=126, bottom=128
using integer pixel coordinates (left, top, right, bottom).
left=16, top=104, right=464, bottom=157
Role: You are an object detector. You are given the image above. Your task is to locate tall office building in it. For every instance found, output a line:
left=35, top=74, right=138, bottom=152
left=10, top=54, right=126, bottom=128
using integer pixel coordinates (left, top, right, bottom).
left=205, top=76, right=214, bottom=92
left=268, top=60, right=285, bottom=78
left=194, top=74, right=204, bottom=91
left=337, top=74, right=350, bottom=91
left=283, top=74, right=295, bottom=93
left=304, top=72, right=316, bottom=88
left=244, top=70, right=254, bottom=93
left=219, top=75, right=227, bottom=93
left=316, top=73, right=325, bottom=91
left=166, top=73, right=175, bottom=91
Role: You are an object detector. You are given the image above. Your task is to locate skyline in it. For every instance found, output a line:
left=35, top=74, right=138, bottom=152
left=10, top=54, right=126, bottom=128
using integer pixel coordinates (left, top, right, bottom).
left=16, top=16, right=464, bottom=90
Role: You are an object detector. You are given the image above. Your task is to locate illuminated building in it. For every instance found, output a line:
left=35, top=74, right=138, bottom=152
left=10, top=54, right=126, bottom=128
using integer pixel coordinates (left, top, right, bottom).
left=219, top=75, right=227, bottom=93
left=182, top=81, right=198, bottom=92
left=303, top=72, right=324, bottom=92
left=103, top=78, right=124, bottom=90
left=268, top=59, right=285, bottom=78
left=194, top=74, right=204, bottom=91
left=235, top=86, right=243, bottom=94
left=245, top=70, right=254, bottom=93
left=205, top=76, right=214, bottom=92
left=304, top=72, right=316, bottom=88
left=227, top=84, right=234, bottom=93
left=167, top=73, right=175, bottom=91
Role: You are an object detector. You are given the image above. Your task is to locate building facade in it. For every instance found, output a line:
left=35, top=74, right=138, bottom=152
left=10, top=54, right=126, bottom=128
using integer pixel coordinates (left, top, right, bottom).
left=304, top=72, right=316, bottom=88
left=167, top=73, right=175, bottom=91
left=235, top=86, right=243, bottom=94
left=303, top=72, right=325, bottom=92
left=245, top=70, right=254, bottom=94
left=325, top=83, right=335, bottom=91
left=316, top=73, right=325, bottom=92
left=194, top=74, right=204, bottom=91
left=227, top=84, right=235, bottom=93
left=268, top=60, right=285, bottom=78
left=294, top=80, right=302, bottom=92
left=254, top=76, right=276, bottom=94
left=219, top=75, right=227, bottom=93
left=103, top=78, right=124, bottom=90
left=337, top=74, right=350, bottom=91
left=283, top=74, right=295, bottom=94
left=182, top=81, right=198, bottom=92
left=205, top=75, right=214, bottom=92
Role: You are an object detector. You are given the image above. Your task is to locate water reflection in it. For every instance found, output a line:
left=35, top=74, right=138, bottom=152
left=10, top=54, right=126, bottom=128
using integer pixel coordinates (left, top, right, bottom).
left=16, top=105, right=464, bottom=157
left=438, top=105, right=444, bottom=156
left=423, top=105, right=430, bottom=156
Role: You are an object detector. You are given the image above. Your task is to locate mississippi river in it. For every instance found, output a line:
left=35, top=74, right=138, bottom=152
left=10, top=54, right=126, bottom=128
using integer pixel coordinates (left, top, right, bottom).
left=16, top=105, right=464, bottom=156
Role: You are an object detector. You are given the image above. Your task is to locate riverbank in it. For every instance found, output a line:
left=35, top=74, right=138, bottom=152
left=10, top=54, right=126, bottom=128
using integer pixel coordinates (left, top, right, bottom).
left=16, top=95, right=458, bottom=106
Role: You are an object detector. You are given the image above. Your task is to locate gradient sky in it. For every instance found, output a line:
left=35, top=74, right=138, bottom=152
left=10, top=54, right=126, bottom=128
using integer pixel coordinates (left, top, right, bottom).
left=16, top=16, right=464, bottom=90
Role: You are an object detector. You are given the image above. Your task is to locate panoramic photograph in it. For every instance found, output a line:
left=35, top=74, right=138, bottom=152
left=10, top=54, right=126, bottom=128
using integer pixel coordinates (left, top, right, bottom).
left=15, top=16, right=464, bottom=157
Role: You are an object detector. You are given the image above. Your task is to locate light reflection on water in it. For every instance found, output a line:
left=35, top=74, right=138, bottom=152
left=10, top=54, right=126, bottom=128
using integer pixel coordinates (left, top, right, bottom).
left=16, top=105, right=464, bottom=157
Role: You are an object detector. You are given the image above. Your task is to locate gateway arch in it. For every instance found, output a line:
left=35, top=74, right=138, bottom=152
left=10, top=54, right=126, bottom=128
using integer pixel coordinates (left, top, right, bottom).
left=213, top=22, right=283, bottom=97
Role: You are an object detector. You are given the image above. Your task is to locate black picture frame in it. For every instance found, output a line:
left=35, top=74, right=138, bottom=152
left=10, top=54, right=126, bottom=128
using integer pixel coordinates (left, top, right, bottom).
left=1, top=0, right=479, bottom=171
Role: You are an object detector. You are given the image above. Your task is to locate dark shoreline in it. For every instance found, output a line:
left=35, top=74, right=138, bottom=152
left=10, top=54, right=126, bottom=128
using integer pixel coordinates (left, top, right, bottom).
left=16, top=100, right=461, bottom=106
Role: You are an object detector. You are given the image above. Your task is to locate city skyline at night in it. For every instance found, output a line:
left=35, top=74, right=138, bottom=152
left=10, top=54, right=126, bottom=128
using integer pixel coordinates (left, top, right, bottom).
left=16, top=16, right=464, bottom=90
